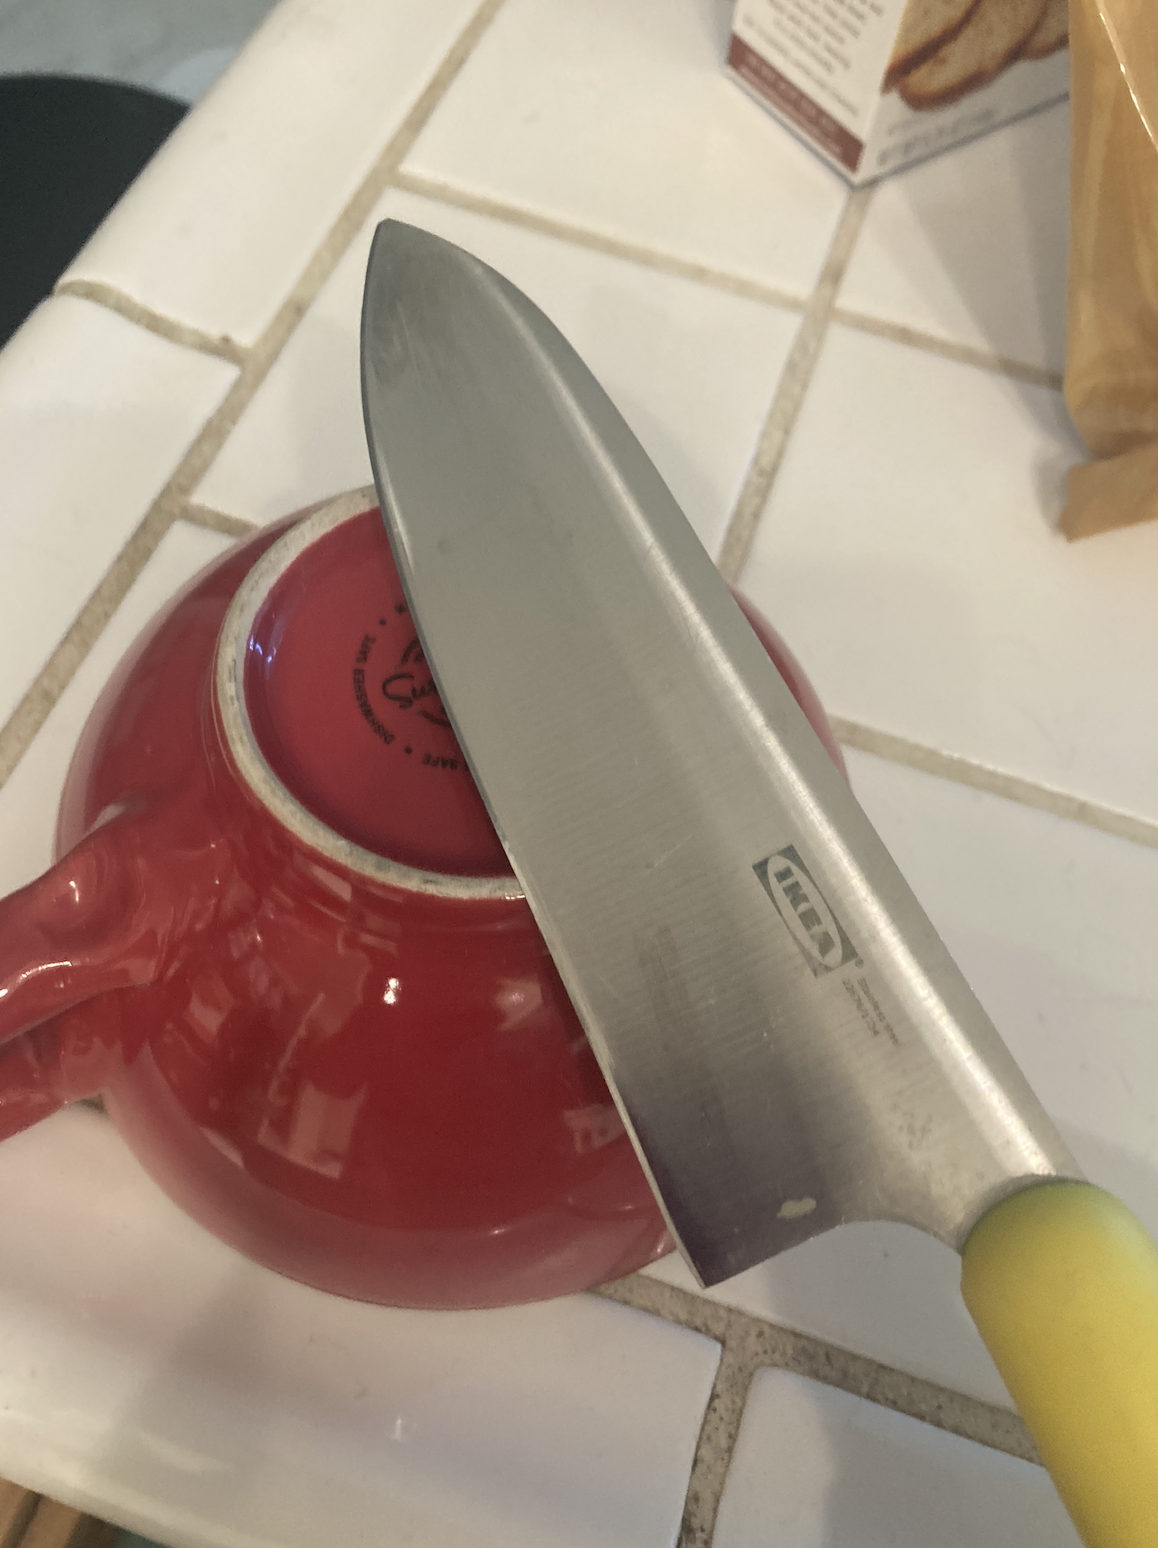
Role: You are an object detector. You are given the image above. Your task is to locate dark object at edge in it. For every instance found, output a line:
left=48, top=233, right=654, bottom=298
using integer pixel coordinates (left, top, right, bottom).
left=0, top=74, right=187, bottom=348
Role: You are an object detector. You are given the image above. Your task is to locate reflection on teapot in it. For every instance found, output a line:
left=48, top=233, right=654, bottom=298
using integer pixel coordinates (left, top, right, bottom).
left=0, top=488, right=845, bottom=1310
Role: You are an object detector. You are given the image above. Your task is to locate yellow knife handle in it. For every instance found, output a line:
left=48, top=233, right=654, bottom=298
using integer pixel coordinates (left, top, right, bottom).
left=961, top=1181, right=1158, bottom=1546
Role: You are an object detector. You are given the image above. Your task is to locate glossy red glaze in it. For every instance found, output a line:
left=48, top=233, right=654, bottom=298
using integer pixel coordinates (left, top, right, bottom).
left=0, top=497, right=845, bottom=1309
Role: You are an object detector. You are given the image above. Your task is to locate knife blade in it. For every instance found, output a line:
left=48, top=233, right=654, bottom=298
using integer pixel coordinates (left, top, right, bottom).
left=360, top=220, right=1158, bottom=1548
left=359, top=218, right=1079, bottom=1286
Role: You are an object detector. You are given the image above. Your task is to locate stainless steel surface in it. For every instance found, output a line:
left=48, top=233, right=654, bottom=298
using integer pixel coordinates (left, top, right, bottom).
left=361, top=220, right=1082, bottom=1287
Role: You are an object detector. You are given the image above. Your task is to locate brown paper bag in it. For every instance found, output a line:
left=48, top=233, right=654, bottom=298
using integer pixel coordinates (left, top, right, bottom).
left=1062, top=0, right=1158, bottom=539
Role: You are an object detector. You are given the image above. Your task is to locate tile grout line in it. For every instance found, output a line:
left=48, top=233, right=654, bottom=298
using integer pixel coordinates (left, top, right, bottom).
left=676, top=1336, right=757, bottom=1548
left=833, top=716, right=1158, bottom=850
left=595, top=1272, right=1037, bottom=1545
left=592, top=1277, right=744, bottom=1548
left=389, top=170, right=809, bottom=313
left=50, top=188, right=1064, bottom=400
left=49, top=2, right=511, bottom=368
left=52, top=279, right=246, bottom=365
left=387, top=171, right=1065, bottom=391
left=715, top=184, right=875, bottom=585
left=0, top=498, right=181, bottom=788
left=0, top=0, right=509, bottom=793
left=831, top=306, right=1064, bottom=389
left=182, top=503, right=258, bottom=539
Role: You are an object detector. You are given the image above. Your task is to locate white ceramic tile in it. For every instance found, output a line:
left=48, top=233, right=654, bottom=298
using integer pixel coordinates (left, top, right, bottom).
left=0, top=0, right=275, bottom=101
left=712, top=1369, right=1079, bottom=1547
left=0, top=522, right=235, bottom=899
left=195, top=186, right=803, bottom=555
left=649, top=1222, right=1002, bottom=1402
left=0, top=296, right=237, bottom=728
left=652, top=745, right=1158, bottom=1407
left=838, top=101, right=1070, bottom=374
left=403, top=0, right=847, bottom=299
left=62, top=0, right=484, bottom=346
left=0, top=1105, right=719, bottom=1548
left=738, top=323, right=1158, bottom=826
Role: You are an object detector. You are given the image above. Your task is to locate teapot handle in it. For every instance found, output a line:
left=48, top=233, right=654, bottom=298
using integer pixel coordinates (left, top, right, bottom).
left=0, top=811, right=170, bottom=1139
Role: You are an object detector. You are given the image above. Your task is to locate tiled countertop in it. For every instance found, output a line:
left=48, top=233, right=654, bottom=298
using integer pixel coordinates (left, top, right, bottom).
left=0, top=2, right=1153, bottom=1545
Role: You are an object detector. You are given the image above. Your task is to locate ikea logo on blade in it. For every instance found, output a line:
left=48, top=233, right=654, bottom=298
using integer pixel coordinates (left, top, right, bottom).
left=754, top=845, right=858, bottom=978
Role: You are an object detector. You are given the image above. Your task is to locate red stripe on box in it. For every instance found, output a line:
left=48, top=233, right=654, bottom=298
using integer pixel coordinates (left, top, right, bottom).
left=728, top=34, right=864, bottom=174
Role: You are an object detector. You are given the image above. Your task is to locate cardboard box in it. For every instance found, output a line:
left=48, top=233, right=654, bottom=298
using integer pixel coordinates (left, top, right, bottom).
left=728, top=0, right=1069, bottom=182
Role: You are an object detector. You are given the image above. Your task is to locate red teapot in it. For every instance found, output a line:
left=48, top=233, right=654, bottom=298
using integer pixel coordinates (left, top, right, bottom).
left=0, top=488, right=845, bottom=1309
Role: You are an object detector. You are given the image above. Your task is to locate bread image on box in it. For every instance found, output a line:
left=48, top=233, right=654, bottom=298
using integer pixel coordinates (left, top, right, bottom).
left=897, top=0, right=1052, bottom=109
left=728, top=0, right=1068, bottom=182
left=1021, top=0, right=1069, bottom=59
left=884, top=0, right=978, bottom=91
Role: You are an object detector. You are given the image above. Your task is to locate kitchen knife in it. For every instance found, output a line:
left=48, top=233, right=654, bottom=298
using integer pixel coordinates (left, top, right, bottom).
left=362, top=220, right=1158, bottom=1547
